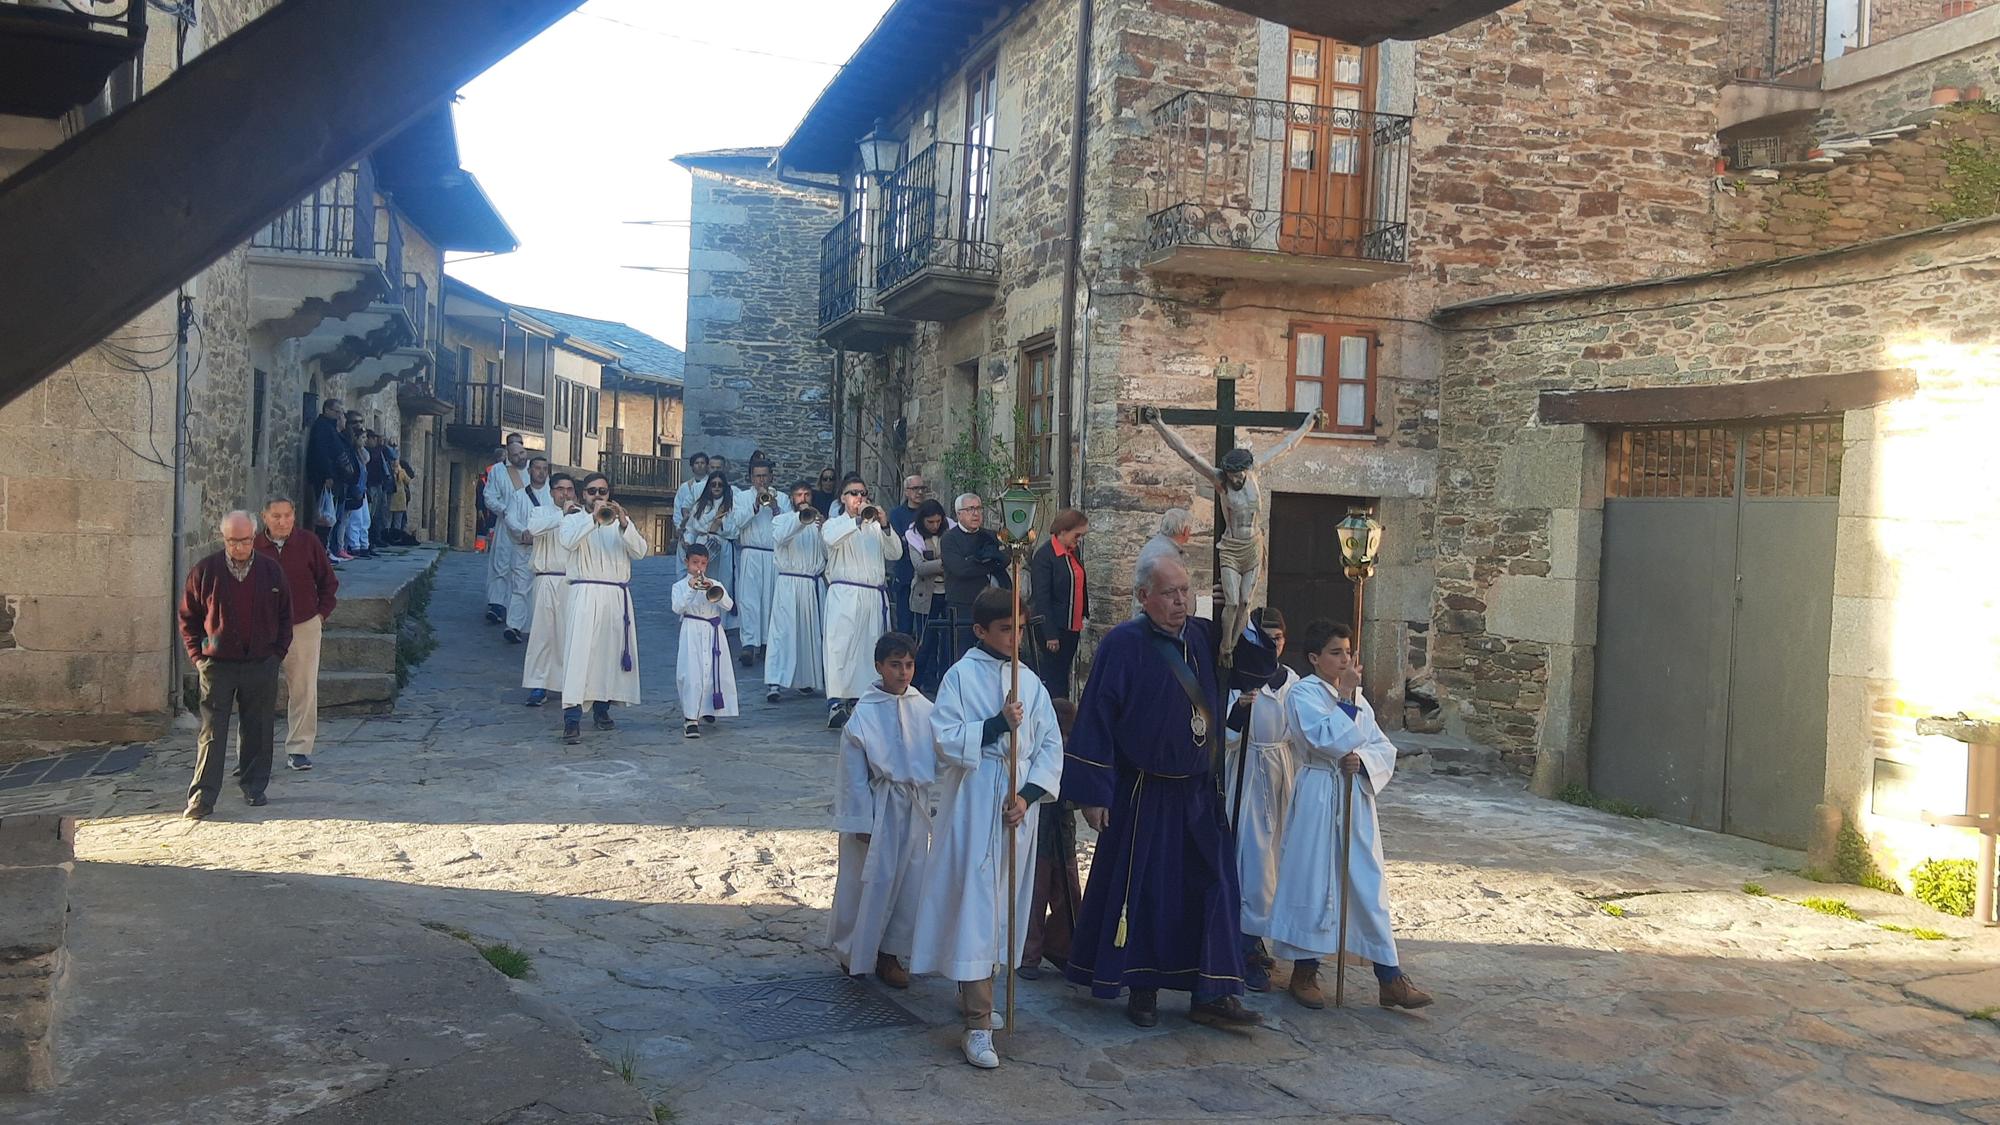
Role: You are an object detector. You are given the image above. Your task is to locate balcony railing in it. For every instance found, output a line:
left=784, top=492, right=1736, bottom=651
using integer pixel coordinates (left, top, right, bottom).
left=1724, top=0, right=1826, bottom=86
left=399, top=272, right=432, bottom=348
left=598, top=451, right=680, bottom=495
left=1147, top=91, right=1412, bottom=270
left=820, top=210, right=882, bottom=326
left=453, top=381, right=545, bottom=434
left=876, top=140, right=1004, bottom=294
left=252, top=166, right=377, bottom=258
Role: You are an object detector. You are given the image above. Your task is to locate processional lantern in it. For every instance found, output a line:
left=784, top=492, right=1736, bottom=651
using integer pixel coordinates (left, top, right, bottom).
left=1338, top=505, right=1382, bottom=578
left=997, top=478, right=1041, bottom=548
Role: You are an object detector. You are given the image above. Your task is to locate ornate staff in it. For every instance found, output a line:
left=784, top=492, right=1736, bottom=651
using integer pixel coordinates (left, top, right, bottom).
left=995, top=480, right=1042, bottom=1047
left=1332, top=506, right=1381, bottom=1008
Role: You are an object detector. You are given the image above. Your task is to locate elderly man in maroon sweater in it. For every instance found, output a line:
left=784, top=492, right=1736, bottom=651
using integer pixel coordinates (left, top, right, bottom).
left=256, top=496, right=338, bottom=772
left=178, top=510, right=293, bottom=819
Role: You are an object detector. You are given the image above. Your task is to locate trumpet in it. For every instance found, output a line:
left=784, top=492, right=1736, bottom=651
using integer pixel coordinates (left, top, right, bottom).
left=691, top=575, right=726, bottom=603
left=756, top=485, right=775, bottom=508
left=858, top=504, right=880, bottom=524
left=795, top=503, right=821, bottom=524
left=595, top=503, right=618, bottom=525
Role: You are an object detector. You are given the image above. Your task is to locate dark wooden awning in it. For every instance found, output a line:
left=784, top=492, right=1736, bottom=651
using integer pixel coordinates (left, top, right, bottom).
left=1537, top=369, right=1917, bottom=427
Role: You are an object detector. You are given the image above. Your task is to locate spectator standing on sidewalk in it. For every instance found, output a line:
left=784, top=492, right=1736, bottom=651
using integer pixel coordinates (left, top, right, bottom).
left=304, top=398, right=348, bottom=551
left=179, top=511, right=292, bottom=819
left=255, top=497, right=338, bottom=773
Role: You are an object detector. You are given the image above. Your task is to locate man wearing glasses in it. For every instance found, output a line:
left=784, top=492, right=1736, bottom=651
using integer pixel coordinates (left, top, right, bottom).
left=942, top=492, right=1011, bottom=661
left=821, top=475, right=903, bottom=729
left=557, top=473, right=649, bottom=745
left=178, top=510, right=293, bottom=819
left=887, top=475, right=927, bottom=637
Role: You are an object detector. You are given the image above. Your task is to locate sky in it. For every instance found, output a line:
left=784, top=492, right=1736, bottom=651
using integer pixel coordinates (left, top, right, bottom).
left=445, top=0, right=893, bottom=350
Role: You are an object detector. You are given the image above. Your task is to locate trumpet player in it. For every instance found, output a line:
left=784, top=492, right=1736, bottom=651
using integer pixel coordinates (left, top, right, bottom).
left=822, top=474, right=902, bottom=729
left=517, top=472, right=578, bottom=708
left=557, top=473, right=648, bottom=746
left=731, top=458, right=788, bottom=667
left=765, top=480, right=827, bottom=704
left=672, top=543, right=738, bottom=739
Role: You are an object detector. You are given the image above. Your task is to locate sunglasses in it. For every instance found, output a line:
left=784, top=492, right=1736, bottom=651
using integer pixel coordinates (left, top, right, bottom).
left=843, top=489, right=867, bottom=498
left=584, top=487, right=610, bottom=496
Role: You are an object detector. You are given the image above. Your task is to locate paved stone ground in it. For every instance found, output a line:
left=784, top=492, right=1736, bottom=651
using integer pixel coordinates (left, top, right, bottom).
left=7, top=550, right=2000, bottom=1123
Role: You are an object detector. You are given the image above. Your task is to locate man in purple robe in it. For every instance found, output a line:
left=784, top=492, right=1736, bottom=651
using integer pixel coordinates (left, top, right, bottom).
left=1065, top=553, right=1276, bottom=1028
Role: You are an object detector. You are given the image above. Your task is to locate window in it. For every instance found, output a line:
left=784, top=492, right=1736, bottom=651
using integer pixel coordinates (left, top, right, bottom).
left=962, top=58, right=999, bottom=242
left=456, top=344, right=473, bottom=384
left=1020, top=340, right=1056, bottom=481
left=554, top=376, right=571, bottom=429
left=585, top=388, right=601, bottom=437
left=1288, top=322, right=1376, bottom=434
left=250, top=369, right=267, bottom=467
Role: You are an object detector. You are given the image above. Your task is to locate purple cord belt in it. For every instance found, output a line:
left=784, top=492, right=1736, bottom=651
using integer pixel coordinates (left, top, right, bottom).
left=693, top=615, right=726, bottom=710
left=568, top=579, right=633, bottom=671
left=741, top=544, right=774, bottom=552
left=534, top=571, right=565, bottom=577
left=830, top=578, right=889, bottom=632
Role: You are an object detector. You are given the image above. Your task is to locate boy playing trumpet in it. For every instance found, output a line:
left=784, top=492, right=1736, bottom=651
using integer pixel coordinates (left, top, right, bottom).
left=672, top=544, right=738, bottom=739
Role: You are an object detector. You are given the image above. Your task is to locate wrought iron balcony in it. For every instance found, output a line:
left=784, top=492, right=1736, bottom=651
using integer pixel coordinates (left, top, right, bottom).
left=0, top=0, right=145, bottom=118
left=817, top=209, right=913, bottom=352
left=252, top=167, right=377, bottom=259
left=876, top=140, right=1004, bottom=322
left=1145, top=91, right=1412, bottom=287
left=597, top=450, right=680, bottom=499
left=446, top=380, right=544, bottom=449
left=1724, top=0, right=1825, bottom=87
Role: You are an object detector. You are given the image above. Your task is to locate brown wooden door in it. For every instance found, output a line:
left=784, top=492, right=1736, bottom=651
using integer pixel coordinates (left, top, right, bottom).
left=1280, top=32, right=1373, bottom=256
left=1267, top=491, right=1366, bottom=677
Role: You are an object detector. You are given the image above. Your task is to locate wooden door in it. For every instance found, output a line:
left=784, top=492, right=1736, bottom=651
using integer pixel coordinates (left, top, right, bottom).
left=1267, top=492, right=1366, bottom=677
left=1280, top=32, right=1373, bottom=256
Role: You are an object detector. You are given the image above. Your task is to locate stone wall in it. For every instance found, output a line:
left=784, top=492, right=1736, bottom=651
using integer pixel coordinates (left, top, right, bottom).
left=1716, top=103, right=2000, bottom=264
left=1819, top=20, right=2000, bottom=138
left=1869, top=0, right=1999, bottom=45
left=676, top=151, right=838, bottom=486
left=1432, top=217, right=2000, bottom=875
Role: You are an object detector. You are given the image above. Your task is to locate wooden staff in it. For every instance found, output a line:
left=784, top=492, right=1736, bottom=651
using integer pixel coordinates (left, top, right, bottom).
left=1333, top=765, right=1356, bottom=1008
left=1004, top=545, right=1024, bottom=1044
left=1230, top=695, right=1254, bottom=830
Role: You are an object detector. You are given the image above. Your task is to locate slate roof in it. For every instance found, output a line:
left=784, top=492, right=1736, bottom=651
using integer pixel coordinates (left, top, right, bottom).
left=515, top=306, right=685, bottom=384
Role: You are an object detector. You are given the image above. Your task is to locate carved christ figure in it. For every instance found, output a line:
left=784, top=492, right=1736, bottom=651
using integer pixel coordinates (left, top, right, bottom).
left=1143, top=403, right=1322, bottom=662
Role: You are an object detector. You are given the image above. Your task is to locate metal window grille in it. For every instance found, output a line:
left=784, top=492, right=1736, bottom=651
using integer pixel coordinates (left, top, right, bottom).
left=1607, top=419, right=1842, bottom=499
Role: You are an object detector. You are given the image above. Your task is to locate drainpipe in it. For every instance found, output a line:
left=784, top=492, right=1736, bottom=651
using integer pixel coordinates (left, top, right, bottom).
left=168, top=289, right=191, bottom=715
left=1055, top=0, right=1095, bottom=509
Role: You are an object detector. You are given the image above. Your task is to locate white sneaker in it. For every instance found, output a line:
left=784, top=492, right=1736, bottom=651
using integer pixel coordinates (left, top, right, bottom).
left=985, top=1011, right=1005, bottom=1031
left=961, top=1029, right=999, bottom=1069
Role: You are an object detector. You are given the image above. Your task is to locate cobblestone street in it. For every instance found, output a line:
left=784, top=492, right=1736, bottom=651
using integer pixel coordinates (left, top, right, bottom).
left=7, top=550, right=2000, bottom=1123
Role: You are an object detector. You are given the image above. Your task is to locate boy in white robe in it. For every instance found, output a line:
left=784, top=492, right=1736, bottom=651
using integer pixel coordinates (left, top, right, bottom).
left=671, top=544, right=738, bottom=738
left=501, top=456, right=553, bottom=643
left=821, top=477, right=902, bottom=729
left=1223, top=606, right=1300, bottom=990
left=558, top=473, right=648, bottom=746
left=910, top=588, right=1063, bottom=1071
left=1263, top=620, right=1432, bottom=1011
left=519, top=472, right=578, bottom=707
left=672, top=451, right=709, bottom=571
left=483, top=435, right=527, bottom=623
left=764, top=481, right=827, bottom=702
left=730, top=459, right=787, bottom=665
left=829, top=633, right=934, bottom=988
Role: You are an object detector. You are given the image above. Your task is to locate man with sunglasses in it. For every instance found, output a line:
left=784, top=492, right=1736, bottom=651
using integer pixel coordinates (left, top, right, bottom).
left=557, top=473, right=648, bottom=744
left=821, top=475, right=903, bottom=729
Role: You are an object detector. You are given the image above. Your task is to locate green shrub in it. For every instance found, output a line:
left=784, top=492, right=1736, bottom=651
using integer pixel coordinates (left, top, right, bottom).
left=1835, top=822, right=1901, bottom=894
left=1799, top=897, right=1862, bottom=921
left=477, top=942, right=532, bottom=979
left=1555, top=783, right=1653, bottom=819
left=1741, top=882, right=1767, bottom=897
left=1911, top=858, right=1978, bottom=918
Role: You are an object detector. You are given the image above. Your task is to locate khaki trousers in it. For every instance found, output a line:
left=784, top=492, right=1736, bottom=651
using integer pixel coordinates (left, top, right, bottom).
left=281, top=615, right=323, bottom=758
left=958, top=977, right=994, bottom=1031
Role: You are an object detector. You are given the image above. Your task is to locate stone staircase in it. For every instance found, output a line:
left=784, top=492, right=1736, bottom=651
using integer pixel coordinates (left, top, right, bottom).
left=290, top=547, right=441, bottom=718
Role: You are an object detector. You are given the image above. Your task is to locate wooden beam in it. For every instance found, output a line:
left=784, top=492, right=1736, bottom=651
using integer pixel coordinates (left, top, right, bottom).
left=1208, top=0, right=1522, bottom=44
left=0, top=0, right=583, bottom=410
left=1537, top=369, right=1917, bottom=427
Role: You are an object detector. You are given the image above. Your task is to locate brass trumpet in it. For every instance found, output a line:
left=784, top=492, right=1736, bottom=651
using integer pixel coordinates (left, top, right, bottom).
left=795, top=503, right=821, bottom=524
left=692, top=575, right=726, bottom=603
left=858, top=504, right=880, bottom=524
left=595, top=503, right=618, bottom=525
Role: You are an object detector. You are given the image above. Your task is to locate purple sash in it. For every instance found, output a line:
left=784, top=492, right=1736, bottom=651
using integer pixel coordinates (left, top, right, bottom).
left=568, top=579, right=633, bottom=671
left=693, top=615, right=726, bottom=711
left=830, top=578, right=889, bottom=633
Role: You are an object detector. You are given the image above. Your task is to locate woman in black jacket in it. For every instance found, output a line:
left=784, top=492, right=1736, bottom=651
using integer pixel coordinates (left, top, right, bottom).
left=1028, top=508, right=1089, bottom=699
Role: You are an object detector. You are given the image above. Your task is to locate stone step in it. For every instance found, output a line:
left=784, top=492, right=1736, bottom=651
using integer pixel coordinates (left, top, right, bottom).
left=0, top=814, right=75, bottom=1093
left=317, top=671, right=396, bottom=713
left=319, top=628, right=396, bottom=675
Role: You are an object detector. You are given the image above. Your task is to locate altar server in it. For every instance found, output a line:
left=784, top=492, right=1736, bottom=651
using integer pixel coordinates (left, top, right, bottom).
left=820, top=476, right=901, bottom=729
left=518, top=472, right=577, bottom=707
left=765, top=480, right=827, bottom=702
left=730, top=458, right=787, bottom=665
left=1224, top=606, right=1299, bottom=990
left=671, top=544, right=737, bottom=738
left=558, top=473, right=648, bottom=745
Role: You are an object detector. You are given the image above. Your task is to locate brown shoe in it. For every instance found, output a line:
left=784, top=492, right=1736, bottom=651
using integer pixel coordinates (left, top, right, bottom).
left=875, top=952, right=911, bottom=989
left=1288, top=963, right=1325, bottom=1009
left=1188, top=994, right=1264, bottom=1028
left=1379, top=974, right=1434, bottom=1010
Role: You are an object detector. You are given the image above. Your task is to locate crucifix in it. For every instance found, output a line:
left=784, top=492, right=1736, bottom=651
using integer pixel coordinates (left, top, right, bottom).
left=1142, top=358, right=1322, bottom=667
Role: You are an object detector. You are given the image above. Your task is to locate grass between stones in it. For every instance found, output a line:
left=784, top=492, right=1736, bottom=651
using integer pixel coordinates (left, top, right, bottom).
left=421, top=921, right=533, bottom=978
left=1798, top=897, right=1863, bottom=921
left=653, top=1104, right=679, bottom=1123
left=616, top=1043, right=639, bottom=1083
left=1599, top=902, right=1627, bottom=918
left=1556, top=784, right=1654, bottom=819
left=1969, top=1006, right=1999, bottom=1023
left=1876, top=923, right=1949, bottom=941
left=1742, top=882, right=1768, bottom=896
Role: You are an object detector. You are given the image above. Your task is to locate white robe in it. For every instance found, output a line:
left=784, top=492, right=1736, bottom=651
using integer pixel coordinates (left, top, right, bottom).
left=829, top=684, right=936, bottom=972
left=765, top=511, right=826, bottom=691
left=1263, top=680, right=1400, bottom=966
left=483, top=460, right=525, bottom=607
left=729, top=488, right=789, bottom=648
left=1227, top=667, right=1301, bottom=937
left=558, top=512, right=648, bottom=706
left=908, top=647, right=1063, bottom=982
left=682, top=500, right=735, bottom=615
left=517, top=501, right=573, bottom=691
left=671, top=575, right=739, bottom=720
left=821, top=514, right=902, bottom=699
left=502, top=483, right=550, bottom=630
left=672, top=477, right=703, bottom=567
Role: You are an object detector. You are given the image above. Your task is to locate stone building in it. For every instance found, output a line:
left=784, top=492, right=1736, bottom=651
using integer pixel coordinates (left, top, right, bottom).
left=774, top=0, right=1722, bottom=722
left=0, top=2, right=513, bottom=752
left=671, top=147, right=839, bottom=486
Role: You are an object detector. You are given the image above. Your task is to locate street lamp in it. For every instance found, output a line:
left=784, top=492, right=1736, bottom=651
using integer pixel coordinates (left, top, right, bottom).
left=1338, top=504, right=1382, bottom=641
left=857, top=120, right=903, bottom=182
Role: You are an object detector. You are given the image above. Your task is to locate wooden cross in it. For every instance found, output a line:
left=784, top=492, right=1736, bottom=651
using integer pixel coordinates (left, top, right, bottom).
left=1149, top=360, right=1315, bottom=631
